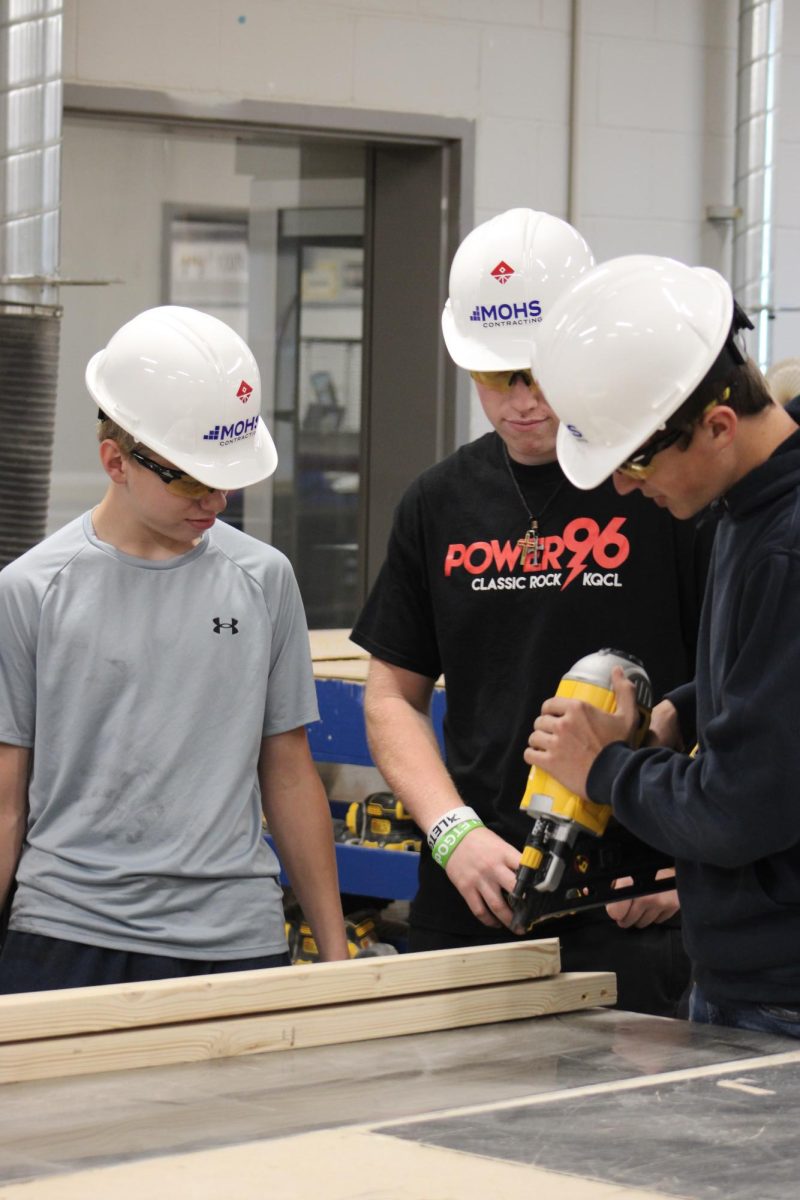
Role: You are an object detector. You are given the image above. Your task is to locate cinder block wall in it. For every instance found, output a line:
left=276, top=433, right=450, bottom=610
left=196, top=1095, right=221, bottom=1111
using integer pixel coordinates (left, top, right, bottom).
left=61, top=0, right=800, bottom=415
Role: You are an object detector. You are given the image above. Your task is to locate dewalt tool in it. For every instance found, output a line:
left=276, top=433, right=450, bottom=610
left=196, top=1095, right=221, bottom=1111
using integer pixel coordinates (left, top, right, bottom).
left=509, top=648, right=674, bottom=933
left=288, top=908, right=398, bottom=963
left=345, top=792, right=422, bottom=852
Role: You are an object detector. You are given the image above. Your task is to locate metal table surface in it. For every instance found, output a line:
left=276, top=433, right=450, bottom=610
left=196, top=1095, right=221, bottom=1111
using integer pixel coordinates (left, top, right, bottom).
left=0, top=1008, right=797, bottom=1198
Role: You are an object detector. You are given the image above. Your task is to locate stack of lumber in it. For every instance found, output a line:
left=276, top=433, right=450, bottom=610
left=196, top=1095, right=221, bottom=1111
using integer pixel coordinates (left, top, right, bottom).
left=0, top=940, right=614, bottom=1085
left=308, top=627, right=370, bottom=681
left=308, top=628, right=446, bottom=687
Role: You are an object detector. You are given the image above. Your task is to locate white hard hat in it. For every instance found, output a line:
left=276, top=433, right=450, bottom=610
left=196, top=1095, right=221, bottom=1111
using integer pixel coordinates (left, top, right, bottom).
left=528, top=255, right=734, bottom=489
left=441, top=208, right=595, bottom=370
left=86, top=306, right=278, bottom=490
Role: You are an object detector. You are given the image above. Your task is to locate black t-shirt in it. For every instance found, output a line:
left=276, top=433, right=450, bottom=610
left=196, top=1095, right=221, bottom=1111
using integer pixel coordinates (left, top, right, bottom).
left=352, top=432, right=711, bottom=935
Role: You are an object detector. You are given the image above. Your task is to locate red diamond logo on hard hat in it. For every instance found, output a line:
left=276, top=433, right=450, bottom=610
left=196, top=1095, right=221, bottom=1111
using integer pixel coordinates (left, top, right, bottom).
left=237, top=380, right=253, bottom=403
left=491, top=261, right=514, bottom=285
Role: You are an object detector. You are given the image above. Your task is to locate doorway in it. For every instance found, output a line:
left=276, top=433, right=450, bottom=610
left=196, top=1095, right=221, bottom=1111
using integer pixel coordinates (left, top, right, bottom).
left=55, top=90, right=472, bottom=627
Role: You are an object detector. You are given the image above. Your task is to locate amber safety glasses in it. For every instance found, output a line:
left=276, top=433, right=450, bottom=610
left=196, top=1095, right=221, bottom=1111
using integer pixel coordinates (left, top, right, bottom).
left=616, top=393, right=728, bottom=481
left=470, top=369, right=536, bottom=392
left=130, top=449, right=222, bottom=499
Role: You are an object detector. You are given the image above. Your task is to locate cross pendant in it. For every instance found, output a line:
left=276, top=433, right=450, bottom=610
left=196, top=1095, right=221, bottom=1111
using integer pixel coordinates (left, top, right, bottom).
left=517, top=522, right=540, bottom=565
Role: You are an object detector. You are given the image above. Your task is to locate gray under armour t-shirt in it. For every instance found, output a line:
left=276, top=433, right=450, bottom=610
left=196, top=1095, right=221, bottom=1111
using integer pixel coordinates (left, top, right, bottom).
left=0, top=512, right=319, bottom=958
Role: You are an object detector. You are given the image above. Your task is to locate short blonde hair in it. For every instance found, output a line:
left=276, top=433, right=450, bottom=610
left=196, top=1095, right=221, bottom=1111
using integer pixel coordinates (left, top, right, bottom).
left=97, top=416, right=137, bottom=455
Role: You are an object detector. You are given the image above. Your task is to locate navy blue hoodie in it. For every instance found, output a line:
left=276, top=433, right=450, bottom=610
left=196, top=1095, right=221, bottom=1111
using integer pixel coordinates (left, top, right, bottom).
left=588, top=399, right=800, bottom=1005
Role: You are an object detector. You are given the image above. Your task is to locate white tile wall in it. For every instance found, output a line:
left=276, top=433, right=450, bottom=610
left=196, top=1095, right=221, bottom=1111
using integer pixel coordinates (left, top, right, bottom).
left=420, top=0, right=545, bottom=23
left=703, top=46, right=737, bottom=139
left=61, top=0, right=78, bottom=77
left=479, top=25, right=570, bottom=120
left=475, top=116, right=545, bottom=213
left=772, top=312, right=800, bottom=366
left=595, top=39, right=706, bottom=134
left=655, top=0, right=737, bottom=48
left=61, top=0, right=800, bottom=410
left=782, top=0, right=800, bottom=53
left=353, top=14, right=480, bottom=113
left=217, top=2, right=356, bottom=104
left=772, top=218, right=800, bottom=363
left=347, top=0, right=421, bottom=13
left=773, top=226, right=800, bottom=316
left=580, top=128, right=709, bottom=224
left=779, top=52, right=800, bottom=144
left=579, top=215, right=701, bottom=262
left=581, top=0, right=657, bottom=39
left=536, top=122, right=570, bottom=216
left=702, top=133, right=736, bottom=215
left=774, top=142, right=800, bottom=228
left=74, top=0, right=221, bottom=89
left=540, top=0, right=571, bottom=32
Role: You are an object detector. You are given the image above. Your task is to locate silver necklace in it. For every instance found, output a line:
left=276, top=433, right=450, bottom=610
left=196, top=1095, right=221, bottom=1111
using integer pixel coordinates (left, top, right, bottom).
left=501, top=440, right=565, bottom=567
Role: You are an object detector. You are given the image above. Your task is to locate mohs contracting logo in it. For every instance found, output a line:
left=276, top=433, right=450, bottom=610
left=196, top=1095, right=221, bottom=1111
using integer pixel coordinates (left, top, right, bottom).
left=470, top=299, right=542, bottom=327
left=203, top=415, right=258, bottom=446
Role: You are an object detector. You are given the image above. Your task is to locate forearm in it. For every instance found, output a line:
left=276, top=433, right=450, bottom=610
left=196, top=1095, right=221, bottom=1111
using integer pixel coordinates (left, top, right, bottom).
left=365, top=687, right=461, bottom=836
left=0, top=744, right=30, bottom=909
left=260, top=732, right=348, bottom=962
left=0, top=811, right=24, bottom=909
left=364, top=663, right=519, bottom=929
left=271, top=792, right=348, bottom=962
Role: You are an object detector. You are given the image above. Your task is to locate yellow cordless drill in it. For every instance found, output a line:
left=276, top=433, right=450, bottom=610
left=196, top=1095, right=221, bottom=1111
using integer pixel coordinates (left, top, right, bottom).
left=509, top=648, right=659, bottom=933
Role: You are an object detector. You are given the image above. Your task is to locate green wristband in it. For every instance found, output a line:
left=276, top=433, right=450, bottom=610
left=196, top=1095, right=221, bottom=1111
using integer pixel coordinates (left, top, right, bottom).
left=431, top=818, right=484, bottom=868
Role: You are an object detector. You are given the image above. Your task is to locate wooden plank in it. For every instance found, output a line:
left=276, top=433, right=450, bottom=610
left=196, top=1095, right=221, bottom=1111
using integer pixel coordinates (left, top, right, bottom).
left=308, top=629, right=366, bottom=662
left=313, top=657, right=371, bottom=681
left=0, top=972, right=615, bottom=1085
left=0, top=1126, right=671, bottom=1200
left=0, top=940, right=560, bottom=1044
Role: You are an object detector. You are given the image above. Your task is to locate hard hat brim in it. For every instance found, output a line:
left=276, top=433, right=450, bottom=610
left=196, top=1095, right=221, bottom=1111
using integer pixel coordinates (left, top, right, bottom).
left=441, top=303, right=530, bottom=371
left=163, top=417, right=278, bottom=489
left=556, top=423, right=650, bottom=490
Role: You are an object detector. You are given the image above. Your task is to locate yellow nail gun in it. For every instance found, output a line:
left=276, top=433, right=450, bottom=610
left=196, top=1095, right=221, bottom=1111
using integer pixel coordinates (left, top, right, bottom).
left=509, top=648, right=674, bottom=934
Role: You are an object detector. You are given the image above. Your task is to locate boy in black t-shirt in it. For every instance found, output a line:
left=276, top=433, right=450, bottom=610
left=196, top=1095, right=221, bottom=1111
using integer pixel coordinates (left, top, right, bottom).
left=352, top=211, right=710, bottom=1017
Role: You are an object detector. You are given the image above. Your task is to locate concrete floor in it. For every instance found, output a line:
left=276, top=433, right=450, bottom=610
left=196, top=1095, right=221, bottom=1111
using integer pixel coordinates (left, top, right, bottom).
left=0, top=1008, right=796, bottom=1197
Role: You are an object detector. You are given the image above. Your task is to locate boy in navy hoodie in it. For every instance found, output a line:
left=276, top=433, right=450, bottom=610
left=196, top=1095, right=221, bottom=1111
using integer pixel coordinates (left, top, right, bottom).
left=527, top=254, right=800, bottom=1037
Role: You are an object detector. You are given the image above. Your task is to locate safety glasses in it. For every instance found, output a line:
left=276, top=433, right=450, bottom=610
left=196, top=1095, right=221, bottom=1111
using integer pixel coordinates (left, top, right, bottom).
left=615, top=428, right=686, bottom=480
left=130, top=448, right=221, bottom=499
left=470, top=369, right=536, bottom=392
left=616, top=393, right=728, bottom=481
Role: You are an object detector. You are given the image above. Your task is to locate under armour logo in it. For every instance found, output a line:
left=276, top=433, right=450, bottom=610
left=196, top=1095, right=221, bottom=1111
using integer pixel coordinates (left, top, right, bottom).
left=213, top=618, right=239, bottom=635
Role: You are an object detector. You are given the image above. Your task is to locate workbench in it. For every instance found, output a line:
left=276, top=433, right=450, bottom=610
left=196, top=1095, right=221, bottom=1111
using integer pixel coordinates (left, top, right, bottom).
left=306, top=628, right=445, bottom=903
left=4, top=638, right=795, bottom=1197
left=0, top=1008, right=797, bottom=1198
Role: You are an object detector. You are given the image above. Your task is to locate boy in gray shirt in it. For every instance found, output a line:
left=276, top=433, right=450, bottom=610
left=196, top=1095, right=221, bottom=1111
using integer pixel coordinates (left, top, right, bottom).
left=0, top=305, right=348, bottom=991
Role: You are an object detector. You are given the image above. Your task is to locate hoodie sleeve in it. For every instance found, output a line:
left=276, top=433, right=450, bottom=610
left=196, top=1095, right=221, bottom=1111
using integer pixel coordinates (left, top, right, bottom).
left=588, top=546, right=800, bottom=868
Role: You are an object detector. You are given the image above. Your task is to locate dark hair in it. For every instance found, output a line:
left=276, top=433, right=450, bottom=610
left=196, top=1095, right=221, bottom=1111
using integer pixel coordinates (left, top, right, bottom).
left=666, top=302, right=772, bottom=438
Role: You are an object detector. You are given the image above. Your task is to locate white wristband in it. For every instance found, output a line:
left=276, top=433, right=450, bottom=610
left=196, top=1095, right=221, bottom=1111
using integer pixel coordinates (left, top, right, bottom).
left=426, top=806, right=481, bottom=851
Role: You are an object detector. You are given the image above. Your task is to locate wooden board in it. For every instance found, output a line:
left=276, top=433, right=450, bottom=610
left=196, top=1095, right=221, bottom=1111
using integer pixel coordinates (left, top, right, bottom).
left=0, top=1125, right=670, bottom=1200
left=312, top=657, right=370, bottom=681
left=0, top=940, right=560, bottom=1043
left=308, top=628, right=445, bottom=685
left=0, top=972, right=615, bottom=1085
left=308, top=628, right=366, bottom=662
